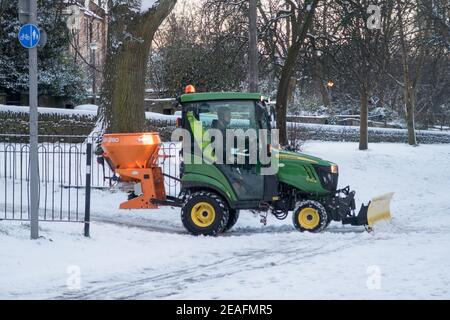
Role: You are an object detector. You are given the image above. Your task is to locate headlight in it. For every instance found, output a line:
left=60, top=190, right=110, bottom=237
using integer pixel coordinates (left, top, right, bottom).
left=331, top=164, right=338, bottom=174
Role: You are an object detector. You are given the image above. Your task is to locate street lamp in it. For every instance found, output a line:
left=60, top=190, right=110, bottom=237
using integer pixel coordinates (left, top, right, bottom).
left=326, top=80, right=334, bottom=109
left=90, top=42, right=98, bottom=105
left=327, top=79, right=334, bottom=88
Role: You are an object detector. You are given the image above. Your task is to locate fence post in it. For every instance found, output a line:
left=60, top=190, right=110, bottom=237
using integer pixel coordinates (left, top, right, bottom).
left=84, top=142, right=92, bottom=237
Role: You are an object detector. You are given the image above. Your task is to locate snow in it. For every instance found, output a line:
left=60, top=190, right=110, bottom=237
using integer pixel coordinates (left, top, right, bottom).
left=0, top=104, right=96, bottom=118
left=145, top=98, right=176, bottom=102
left=291, top=121, right=450, bottom=136
left=1, top=142, right=450, bottom=299
left=145, top=111, right=177, bottom=121
left=80, top=7, right=103, bottom=20
left=140, top=0, right=158, bottom=13
left=74, top=104, right=99, bottom=113
left=0, top=104, right=178, bottom=122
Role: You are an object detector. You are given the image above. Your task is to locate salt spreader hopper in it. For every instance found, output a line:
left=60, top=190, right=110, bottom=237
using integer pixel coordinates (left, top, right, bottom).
left=102, top=133, right=166, bottom=209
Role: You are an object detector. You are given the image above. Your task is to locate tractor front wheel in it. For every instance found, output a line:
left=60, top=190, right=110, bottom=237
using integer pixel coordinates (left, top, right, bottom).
left=181, top=191, right=230, bottom=236
left=293, top=201, right=328, bottom=233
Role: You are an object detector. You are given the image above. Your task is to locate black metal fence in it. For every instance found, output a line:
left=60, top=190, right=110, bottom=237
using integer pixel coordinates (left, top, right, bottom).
left=0, top=133, right=181, bottom=229
left=0, top=134, right=98, bottom=225
left=158, top=142, right=181, bottom=197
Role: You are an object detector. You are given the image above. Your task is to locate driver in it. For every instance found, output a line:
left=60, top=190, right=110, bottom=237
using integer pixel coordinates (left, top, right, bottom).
left=211, top=107, right=231, bottom=163
left=213, top=107, right=231, bottom=133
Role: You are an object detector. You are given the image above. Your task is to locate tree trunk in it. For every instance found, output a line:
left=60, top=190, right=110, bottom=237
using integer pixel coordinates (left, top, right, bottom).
left=359, top=90, right=368, bottom=150
left=99, top=0, right=177, bottom=134
left=248, top=0, right=259, bottom=92
left=315, top=75, right=330, bottom=109
left=276, top=42, right=301, bottom=146
left=102, top=39, right=149, bottom=133
left=275, top=0, right=319, bottom=146
left=404, top=85, right=417, bottom=145
left=396, top=0, right=417, bottom=145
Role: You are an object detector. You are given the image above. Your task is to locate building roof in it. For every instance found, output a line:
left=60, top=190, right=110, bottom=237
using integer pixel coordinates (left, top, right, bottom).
left=180, top=92, right=262, bottom=103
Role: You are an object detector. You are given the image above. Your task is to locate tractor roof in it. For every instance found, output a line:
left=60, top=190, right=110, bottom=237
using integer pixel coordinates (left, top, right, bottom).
left=180, top=92, right=262, bottom=103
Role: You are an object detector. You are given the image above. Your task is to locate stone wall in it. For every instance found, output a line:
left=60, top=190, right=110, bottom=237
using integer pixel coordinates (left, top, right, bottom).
left=1, top=110, right=449, bottom=144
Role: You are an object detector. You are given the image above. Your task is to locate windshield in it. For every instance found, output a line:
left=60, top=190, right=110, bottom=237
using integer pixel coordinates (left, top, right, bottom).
left=184, top=100, right=270, bottom=130
left=183, top=100, right=272, bottom=131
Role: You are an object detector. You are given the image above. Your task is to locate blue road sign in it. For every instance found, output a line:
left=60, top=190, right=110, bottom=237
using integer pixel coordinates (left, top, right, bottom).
left=18, top=24, right=40, bottom=49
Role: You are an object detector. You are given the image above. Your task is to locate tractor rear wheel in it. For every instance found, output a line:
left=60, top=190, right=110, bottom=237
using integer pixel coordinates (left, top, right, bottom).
left=292, top=201, right=328, bottom=233
left=223, top=209, right=239, bottom=232
left=181, top=191, right=230, bottom=236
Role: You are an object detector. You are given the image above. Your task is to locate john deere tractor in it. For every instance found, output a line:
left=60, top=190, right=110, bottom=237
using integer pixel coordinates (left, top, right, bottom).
left=101, top=88, right=393, bottom=236
left=175, top=89, right=393, bottom=236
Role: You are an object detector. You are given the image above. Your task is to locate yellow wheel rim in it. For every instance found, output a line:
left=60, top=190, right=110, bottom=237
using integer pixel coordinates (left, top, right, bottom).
left=298, top=208, right=320, bottom=230
left=191, top=202, right=216, bottom=228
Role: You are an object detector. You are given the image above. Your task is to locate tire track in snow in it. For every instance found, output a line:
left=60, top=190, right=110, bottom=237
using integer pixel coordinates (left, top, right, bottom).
left=51, top=212, right=445, bottom=299
left=93, top=215, right=185, bottom=235
left=54, top=234, right=364, bottom=299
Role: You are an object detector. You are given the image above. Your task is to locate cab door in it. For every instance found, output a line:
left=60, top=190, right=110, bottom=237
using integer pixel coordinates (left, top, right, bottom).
left=183, top=100, right=266, bottom=201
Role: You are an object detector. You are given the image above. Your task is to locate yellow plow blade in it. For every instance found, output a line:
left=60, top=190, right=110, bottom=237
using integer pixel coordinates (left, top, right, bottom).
left=367, top=192, right=394, bottom=227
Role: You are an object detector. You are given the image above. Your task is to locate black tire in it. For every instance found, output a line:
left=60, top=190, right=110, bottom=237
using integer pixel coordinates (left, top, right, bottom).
left=325, top=215, right=333, bottom=228
left=181, top=191, right=230, bottom=236
left=222, top=209, right=239, bottom=232
left=292, top=200, right=328, bottom=233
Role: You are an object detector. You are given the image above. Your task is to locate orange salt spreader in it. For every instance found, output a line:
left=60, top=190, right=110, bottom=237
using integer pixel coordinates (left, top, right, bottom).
left=101, top=133, right=166, bottom=209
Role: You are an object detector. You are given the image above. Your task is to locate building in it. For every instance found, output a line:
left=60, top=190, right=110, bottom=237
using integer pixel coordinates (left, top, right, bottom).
left=67, top=0, right=108, bottom=105
left=144, top=89, right=177, bottom=115
left=0, top=1, right=108, bottom=108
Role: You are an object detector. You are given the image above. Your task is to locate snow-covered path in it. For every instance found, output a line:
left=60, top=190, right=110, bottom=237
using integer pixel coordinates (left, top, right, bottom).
left=1, top=142, right=450, bottom=299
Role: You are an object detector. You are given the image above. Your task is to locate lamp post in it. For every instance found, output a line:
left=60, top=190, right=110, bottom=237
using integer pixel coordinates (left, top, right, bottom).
left=327, top=80, right=334, bottom=88
left=19, top=0, right=39, bottom=239
left=90, top=42, right=98, bottom=105
left=327, top=79, right=334, bottom=108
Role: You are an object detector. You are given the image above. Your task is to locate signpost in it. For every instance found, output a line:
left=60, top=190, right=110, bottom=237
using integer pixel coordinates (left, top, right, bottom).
left=18, top=24, right=40, bottom=49
left=18, top=0, right=39, bottom=239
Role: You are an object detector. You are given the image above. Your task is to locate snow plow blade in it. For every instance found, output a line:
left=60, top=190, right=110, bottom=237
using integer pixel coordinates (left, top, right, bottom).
left=342, top=192, right=394, bottom=228
left=366, top=192, right=394, bottom=227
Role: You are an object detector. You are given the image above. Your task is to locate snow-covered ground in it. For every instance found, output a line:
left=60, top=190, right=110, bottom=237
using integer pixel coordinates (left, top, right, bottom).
left=1, top=141, right=449, bottom=299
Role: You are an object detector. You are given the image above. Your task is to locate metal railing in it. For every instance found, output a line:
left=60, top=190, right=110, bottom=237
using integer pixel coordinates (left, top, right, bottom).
left=158, top=142, right=181, bottom=197
left=0, top=134, right=182, bottom=224
left=0, top=134, right=95, bottom=223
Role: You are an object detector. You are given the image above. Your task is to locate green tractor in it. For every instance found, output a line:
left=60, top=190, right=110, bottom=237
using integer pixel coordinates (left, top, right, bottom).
left=174, top=90, right=393, bottom=236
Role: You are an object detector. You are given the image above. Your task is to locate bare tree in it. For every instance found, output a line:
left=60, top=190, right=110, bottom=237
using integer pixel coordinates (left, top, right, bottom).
left=148, top=2, right=249, bottom=96
left=249, top=0, right=259, bottom=92
left=100, top=0, right=177, bottom=133
left=391, top=0, right=435, bottom=145
left=270, top=0, right=320, bottom=146
left=321, top=0, right=390, bottom=150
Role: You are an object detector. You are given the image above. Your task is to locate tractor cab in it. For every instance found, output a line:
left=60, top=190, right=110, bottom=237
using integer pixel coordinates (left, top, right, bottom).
left=178, top=90, right=279, bottom=210
left=173, top=86, right=393, bottom=236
